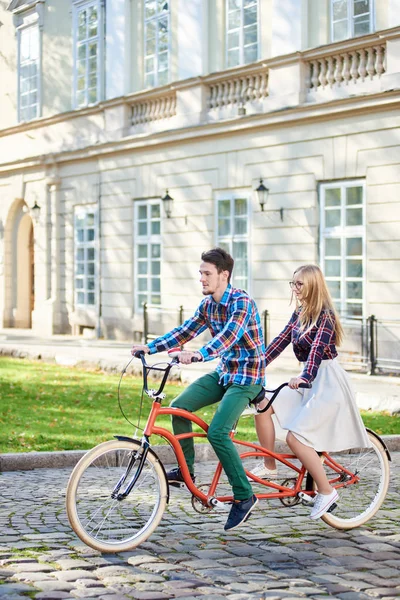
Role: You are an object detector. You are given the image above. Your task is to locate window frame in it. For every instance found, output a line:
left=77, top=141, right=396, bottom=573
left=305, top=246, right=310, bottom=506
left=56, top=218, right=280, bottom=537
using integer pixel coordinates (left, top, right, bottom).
left=16, top=15, right=42, bottom=122
left=319, top=180, right=366, bottom=320
left=215, top=191, right=251, bottom=293
left=143, top=0, right=171, bottom=89
left=74, top=204, right=98, bottom=309
left=72, top=0, right=105, bottom=108
left=134, top=198, right=162, bottom=313
left=225, top=0, right=259, bottom=69
left=330, top=0, right=375, bottom=43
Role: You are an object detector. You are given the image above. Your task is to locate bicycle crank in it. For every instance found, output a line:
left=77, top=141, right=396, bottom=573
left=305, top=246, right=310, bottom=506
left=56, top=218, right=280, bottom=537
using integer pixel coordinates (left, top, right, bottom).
left=279, top=478, right=301, bottom=506
left=191, top=485, right=214, bottom=514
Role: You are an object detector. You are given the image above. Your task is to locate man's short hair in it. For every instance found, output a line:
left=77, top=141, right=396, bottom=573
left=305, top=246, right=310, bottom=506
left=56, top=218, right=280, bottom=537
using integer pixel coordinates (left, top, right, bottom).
left=201, top=247, right=234, bottom=281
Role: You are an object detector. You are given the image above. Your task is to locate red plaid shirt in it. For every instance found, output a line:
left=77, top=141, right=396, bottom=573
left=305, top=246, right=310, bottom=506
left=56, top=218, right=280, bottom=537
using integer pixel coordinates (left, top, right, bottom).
left=265, top=309, right=338, bottom=383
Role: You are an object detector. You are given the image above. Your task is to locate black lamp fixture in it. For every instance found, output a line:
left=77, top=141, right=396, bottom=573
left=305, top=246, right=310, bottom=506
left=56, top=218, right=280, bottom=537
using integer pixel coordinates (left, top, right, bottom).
left=255, top=178, right=269, bottom=212
left=30, top=200, right=41, bottom=222
left=161, top=189, right=173, bottom=218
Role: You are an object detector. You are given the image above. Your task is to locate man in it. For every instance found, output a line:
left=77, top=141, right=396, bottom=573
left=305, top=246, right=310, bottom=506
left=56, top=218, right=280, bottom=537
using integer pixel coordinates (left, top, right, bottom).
left=131, top=247, right=265, bottom=531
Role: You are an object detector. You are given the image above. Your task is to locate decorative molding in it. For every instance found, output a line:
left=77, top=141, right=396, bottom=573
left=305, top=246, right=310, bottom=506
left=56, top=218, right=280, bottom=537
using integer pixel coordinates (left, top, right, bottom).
left=8, top=0, right=45, bottom=29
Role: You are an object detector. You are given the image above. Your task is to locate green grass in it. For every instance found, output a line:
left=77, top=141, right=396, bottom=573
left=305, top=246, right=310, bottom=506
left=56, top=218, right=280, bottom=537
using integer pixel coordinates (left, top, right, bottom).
left=0, top=357, right=399, bottom=454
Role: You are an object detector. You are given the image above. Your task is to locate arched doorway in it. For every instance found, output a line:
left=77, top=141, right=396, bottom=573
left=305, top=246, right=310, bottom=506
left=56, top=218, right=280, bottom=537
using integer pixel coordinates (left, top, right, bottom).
left=3, top=202, right=35, bottom=328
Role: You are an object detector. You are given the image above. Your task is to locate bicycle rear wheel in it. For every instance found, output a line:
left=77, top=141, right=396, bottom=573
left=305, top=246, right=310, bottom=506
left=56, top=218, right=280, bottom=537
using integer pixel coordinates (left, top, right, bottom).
left=66, top=439, right=168, bottom=552
left=320, top=430, right=390, bottom=530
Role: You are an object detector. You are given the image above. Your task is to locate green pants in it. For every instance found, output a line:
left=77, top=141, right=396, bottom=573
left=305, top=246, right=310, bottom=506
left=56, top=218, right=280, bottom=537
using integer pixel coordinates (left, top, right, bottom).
left=170, top=371, right=262, bottom=500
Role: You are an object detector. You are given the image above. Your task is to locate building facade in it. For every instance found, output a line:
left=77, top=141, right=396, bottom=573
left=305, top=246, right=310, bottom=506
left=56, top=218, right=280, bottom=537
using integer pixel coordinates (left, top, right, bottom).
left=0, top=0, right=399, bottom=367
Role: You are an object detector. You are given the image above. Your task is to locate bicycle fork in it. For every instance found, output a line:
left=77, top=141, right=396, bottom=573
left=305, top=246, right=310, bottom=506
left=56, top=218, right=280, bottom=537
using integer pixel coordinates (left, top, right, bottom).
left=111, top=437, right=150, bottom=501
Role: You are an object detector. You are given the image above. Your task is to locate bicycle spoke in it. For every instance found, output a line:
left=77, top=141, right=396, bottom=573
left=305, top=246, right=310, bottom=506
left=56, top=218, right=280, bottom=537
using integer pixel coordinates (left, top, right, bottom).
left=67, top=441, right=168, bottom=551
left=321, top=432, right=389, bottom=529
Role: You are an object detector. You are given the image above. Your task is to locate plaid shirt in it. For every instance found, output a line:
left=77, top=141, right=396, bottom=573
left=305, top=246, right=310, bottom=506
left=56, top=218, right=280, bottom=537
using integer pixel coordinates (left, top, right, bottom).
left=265, top=309, right=338, bottom=383
left=148, top=284, right=266, bottom=386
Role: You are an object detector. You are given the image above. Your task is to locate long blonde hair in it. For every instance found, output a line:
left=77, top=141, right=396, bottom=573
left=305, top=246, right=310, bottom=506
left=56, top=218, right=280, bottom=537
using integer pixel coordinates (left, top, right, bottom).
left=292, top=264, right=344, bottom=346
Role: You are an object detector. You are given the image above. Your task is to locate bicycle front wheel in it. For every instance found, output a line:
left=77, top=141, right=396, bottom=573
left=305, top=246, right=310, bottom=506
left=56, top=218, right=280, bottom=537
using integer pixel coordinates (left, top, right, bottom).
left=66, top=439, right=168, bottom=552
left=321, top=430, right=390, bottom=530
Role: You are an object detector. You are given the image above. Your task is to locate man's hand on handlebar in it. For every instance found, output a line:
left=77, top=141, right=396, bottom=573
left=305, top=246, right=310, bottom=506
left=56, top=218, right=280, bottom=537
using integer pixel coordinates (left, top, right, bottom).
left=178, top=350, right=202, bottom=365
left=288, top=376, right=309, bottom=390
left=131, top=344, right=150, bottom=357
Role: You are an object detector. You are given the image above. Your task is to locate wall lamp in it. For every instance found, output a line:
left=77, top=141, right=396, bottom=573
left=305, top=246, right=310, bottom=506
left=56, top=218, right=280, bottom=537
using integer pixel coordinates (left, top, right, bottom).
left=255, top=178, right=269, bottom=211
left=30, top=200, right=41, bottom=223
left=255, top=178, right=284, bottom=220
left=161, top=189, right=173, bottom=218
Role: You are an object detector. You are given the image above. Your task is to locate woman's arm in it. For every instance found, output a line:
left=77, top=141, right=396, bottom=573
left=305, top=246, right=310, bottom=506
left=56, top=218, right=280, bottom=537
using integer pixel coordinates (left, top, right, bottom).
left=265, top=311, right=297, bottom=365
left=299, top=312, right=335, bottom=383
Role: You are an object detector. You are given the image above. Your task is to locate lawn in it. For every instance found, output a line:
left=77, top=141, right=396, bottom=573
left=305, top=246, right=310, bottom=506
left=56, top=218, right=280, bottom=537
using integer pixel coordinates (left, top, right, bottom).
left=0, top=357, right=399, bottom=454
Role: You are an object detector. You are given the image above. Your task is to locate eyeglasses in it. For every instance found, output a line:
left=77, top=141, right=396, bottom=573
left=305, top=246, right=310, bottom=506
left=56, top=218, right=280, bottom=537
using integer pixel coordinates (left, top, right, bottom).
left=289, top=281, right=304, bottom=290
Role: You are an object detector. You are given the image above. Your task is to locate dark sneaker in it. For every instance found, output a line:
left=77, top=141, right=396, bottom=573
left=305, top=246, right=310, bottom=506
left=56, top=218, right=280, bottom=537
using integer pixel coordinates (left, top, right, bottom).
left=166, top=467, right=195, bottom=488
left=224, top=494, right=258, bottom=531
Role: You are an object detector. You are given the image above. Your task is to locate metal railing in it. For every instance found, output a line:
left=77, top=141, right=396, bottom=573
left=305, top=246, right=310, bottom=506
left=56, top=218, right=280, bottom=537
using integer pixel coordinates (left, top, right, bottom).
left=142, top=304, right=400, bottom=375
left=143, top=303, right=184, bottom=344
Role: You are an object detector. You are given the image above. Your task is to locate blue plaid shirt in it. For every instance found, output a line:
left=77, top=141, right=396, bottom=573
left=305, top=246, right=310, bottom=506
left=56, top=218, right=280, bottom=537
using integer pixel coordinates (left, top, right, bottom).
left=148, top=284, right=266, bottom=386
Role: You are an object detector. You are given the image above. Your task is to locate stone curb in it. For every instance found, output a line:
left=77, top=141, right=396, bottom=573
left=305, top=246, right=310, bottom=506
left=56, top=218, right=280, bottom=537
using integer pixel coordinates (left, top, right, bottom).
left=1, top=436, right=399, bottom=472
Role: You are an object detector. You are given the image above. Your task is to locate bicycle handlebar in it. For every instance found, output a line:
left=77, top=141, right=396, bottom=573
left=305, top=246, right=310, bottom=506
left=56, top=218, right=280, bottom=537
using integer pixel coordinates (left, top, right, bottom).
left=255, top=381, right=312, bottom=414
left=132, top=350, right=198, bottom=398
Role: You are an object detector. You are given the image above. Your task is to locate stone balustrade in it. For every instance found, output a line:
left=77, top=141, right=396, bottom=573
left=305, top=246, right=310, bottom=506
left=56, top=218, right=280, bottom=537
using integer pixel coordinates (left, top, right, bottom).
left=208, top=70, right=269, bottom=110
left=306, top=43, right=386, bottom=91
left=131, top=91, right=177, bottom=126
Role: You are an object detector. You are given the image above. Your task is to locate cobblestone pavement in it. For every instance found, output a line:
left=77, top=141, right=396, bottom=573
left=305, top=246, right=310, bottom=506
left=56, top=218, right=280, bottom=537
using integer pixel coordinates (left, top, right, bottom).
left=1, top=453, right=399, bottom=600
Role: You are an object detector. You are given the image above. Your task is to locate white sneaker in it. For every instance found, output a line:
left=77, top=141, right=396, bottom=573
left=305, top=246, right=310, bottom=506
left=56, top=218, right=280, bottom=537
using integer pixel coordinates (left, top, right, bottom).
left=248, top=463, right=278, bottom=480
left=310, top=489, right=339, bottom=519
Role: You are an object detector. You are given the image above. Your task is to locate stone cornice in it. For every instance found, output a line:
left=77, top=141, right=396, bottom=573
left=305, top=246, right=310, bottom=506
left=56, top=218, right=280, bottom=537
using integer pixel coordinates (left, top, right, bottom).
left=1, top=90, right=400, bottom=175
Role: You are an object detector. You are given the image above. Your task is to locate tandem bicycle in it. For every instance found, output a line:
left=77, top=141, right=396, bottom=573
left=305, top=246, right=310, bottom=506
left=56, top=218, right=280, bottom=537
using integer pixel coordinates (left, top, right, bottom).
left=66, top=351, right=391, bottom=553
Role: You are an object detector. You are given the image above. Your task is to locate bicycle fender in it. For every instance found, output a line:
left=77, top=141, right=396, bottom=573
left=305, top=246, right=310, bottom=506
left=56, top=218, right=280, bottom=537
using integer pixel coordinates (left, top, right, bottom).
left=366, top=428, right=392, bottom=462
left=114, top=436, right=170, bottom=503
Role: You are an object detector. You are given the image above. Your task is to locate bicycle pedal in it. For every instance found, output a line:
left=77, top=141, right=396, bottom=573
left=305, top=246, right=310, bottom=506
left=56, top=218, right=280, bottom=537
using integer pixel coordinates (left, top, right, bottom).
left=327, top=502, right=337, bottom=513
left=169, top=481, right=186, bottom=489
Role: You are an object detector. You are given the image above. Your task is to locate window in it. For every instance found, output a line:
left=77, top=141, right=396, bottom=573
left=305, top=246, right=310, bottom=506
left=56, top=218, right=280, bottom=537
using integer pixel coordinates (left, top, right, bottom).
left=18, top=23, right=40, bottom=121
left=75, top=207, right=97, bottom=307
left=217, top=195, right=249, bottom=290
left=320, top=182, right=365, bottom=318
left=135, top=200, right=161, bottom=309
left=226, top=0, right=259, bottom=68
left=144, top=0, right=170, bottom=88
left=331, top=0, right=374, bottom=42
left=73, top=0, right=104, bottom=107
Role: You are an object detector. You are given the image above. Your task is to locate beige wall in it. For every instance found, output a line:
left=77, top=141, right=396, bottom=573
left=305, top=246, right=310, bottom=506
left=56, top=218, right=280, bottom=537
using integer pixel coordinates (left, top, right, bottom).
left=26, top=105, right=395, bottom=340
left=0, top=101, right=399, bottom=339
left=0, top=1, right=399, bottom=343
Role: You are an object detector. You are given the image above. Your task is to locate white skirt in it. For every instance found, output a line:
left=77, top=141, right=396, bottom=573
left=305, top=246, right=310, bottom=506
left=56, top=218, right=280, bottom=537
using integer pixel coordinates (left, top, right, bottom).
left=269, top=358, right=371, bottom=452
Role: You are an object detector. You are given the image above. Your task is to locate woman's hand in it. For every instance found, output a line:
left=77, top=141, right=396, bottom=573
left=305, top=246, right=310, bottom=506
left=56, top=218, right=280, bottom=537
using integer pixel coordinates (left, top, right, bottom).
left=288, top=376, right=307, bottom=389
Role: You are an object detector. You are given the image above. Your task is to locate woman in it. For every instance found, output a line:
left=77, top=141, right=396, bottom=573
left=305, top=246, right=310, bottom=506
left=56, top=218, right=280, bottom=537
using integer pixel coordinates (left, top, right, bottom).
left=251, top=264, right=370, bottom=519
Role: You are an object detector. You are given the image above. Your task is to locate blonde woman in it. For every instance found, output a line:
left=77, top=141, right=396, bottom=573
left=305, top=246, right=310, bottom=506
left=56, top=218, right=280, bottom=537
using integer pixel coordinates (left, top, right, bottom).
left=251, top=264, right=370, bottom=519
